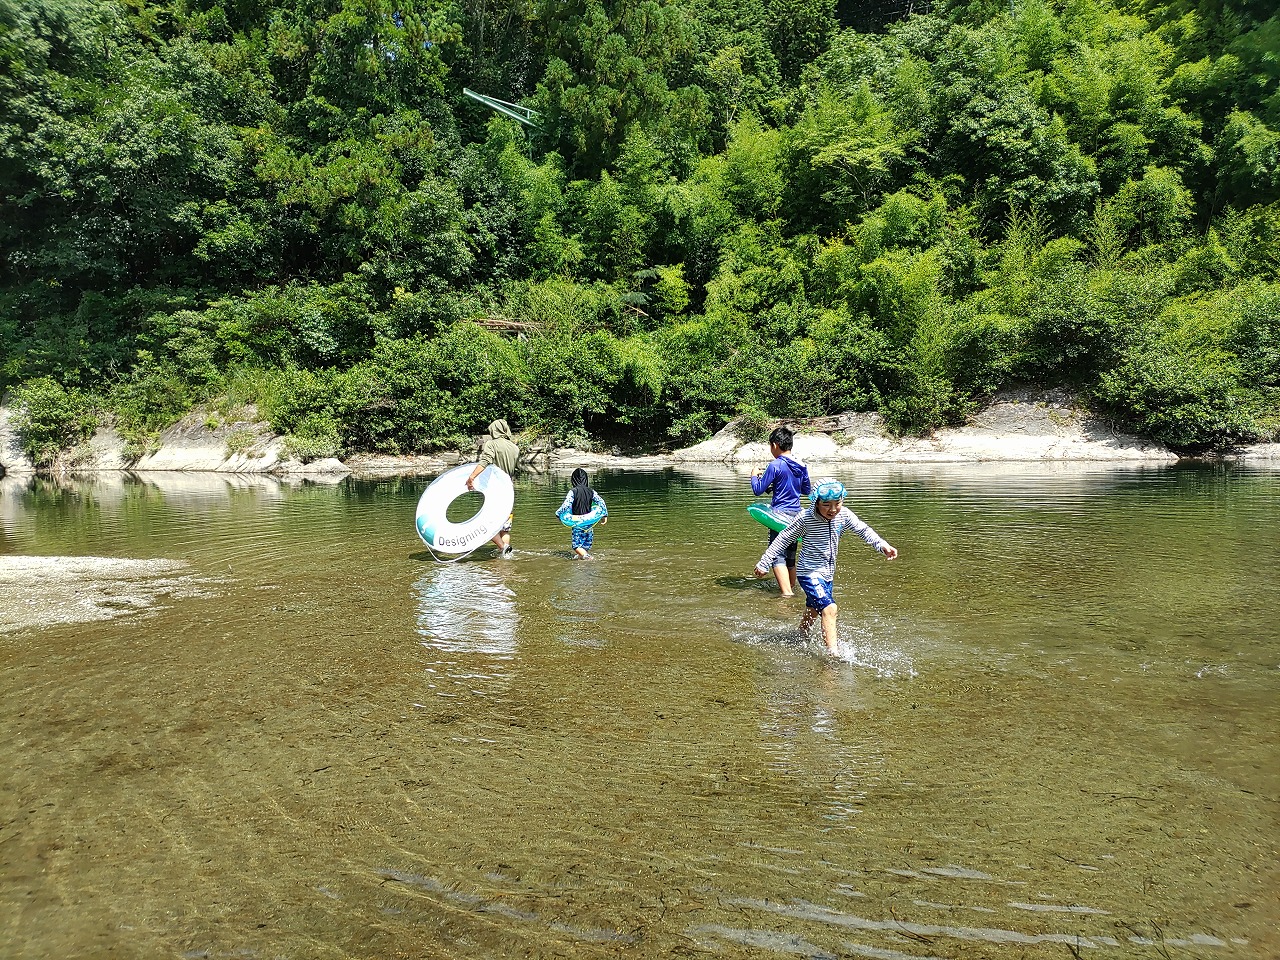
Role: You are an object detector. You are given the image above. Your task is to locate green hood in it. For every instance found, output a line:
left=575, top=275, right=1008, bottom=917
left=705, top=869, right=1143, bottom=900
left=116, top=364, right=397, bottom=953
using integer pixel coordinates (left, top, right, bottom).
left=487, top=419, right=514, bottom=441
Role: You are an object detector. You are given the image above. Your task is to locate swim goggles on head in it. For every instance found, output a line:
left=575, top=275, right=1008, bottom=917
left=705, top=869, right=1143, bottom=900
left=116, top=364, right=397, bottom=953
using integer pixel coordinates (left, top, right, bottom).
left=812, top=478, right=846, bottom=502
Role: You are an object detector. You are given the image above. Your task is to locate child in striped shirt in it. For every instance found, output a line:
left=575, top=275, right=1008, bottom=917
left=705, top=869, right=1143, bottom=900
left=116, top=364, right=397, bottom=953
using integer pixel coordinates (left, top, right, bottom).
left=751, top=478, right=898, bottom=655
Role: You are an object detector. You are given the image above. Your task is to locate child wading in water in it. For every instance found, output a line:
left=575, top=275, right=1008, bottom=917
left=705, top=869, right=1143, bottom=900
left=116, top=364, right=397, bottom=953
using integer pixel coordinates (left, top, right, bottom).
left=751, top=478, right=898, bottom=655
left=556, top=468, right=608, bottom=559
left=750, top=425, right=811, bottom=597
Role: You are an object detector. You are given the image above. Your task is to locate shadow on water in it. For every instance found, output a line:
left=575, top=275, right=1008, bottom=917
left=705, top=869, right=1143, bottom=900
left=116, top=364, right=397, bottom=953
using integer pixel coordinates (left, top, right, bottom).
left=408, top=548, right=506, bottom=565
left=713, top=573, right=785, bottom=593
left=548, top=549, right=587, bottom=562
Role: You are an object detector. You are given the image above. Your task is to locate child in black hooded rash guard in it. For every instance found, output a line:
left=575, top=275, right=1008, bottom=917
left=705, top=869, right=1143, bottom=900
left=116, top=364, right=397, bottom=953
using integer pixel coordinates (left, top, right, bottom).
left=556, top=468, right=609, bottom=559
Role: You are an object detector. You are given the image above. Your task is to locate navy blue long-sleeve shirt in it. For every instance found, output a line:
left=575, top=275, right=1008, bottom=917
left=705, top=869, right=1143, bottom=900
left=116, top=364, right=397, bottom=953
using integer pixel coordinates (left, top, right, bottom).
left=750, top=454, right=811, bottom=512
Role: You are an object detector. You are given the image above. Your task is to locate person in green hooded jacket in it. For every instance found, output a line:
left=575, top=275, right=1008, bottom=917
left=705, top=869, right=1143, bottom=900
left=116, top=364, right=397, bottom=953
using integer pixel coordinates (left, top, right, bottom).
left=466, top=418, right=519, bottom=556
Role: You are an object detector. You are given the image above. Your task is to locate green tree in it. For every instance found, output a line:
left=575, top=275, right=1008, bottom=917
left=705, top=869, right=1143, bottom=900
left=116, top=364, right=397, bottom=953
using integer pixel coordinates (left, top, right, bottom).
left=10, top=375, right=98, bottom=466
left=532, top=0, right=709, bottom=174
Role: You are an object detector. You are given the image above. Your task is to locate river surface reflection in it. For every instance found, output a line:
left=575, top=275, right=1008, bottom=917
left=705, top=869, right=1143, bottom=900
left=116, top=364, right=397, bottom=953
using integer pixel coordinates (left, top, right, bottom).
left=0, top=463, right=1276, bottom=959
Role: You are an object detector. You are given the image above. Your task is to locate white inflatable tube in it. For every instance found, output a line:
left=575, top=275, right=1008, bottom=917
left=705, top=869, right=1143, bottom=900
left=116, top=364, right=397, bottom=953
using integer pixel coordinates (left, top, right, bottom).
left=415, top=463, right=515, bottom=556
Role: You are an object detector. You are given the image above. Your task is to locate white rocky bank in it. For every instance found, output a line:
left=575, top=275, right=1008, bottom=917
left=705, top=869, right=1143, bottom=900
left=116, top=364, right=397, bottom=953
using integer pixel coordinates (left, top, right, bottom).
left=668, top=388, right=1277, bottom=466
left=2, top=390, right=1278, bottom=476
left=0, top=404, right=350, bottom=476
left=674, top=392, right=1177, bottom=464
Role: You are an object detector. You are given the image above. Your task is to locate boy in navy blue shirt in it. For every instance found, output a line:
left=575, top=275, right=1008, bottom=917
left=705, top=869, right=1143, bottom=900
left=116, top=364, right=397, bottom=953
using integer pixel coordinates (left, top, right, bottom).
left=750, top=426, right=811, bottom=597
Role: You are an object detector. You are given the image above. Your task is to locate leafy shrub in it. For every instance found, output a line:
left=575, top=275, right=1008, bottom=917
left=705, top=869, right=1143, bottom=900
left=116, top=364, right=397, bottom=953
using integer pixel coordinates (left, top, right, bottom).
left=876, top=288, right=972, bottom=436
left=653, top=315, right=749, bottom=443
left=551, top=333, right=663, bottom=443
left=879, top=367, right=966, bottom=436
left=427, top=323, right=529, bottom=439
left=1106, top=166, right=1195, bottom=252
left=262, top=367, right=345, bottom=436
left=220, top=366, right=289, bottom=418
left=330, top=341, right=444, bottom=455
left=1095, top=291, right=1263, bottom=448
left=1226, top=281, right=1280, bottom=439
left=224, top=428, right=261, bottom=458
left=259, top=323, right=531, bottom=455
left=733, top=404, right=770, bottom=442
left=105, top=359, right=202, bottom=452
left=1228, top=282, right=1280, bottom=391
left=136, top=309, right=225, bottom=390
left=521, top=329, right=623, bottom=442
left=211, top=280, right=375, bottom=369
left=281, top=412, right=343, bottom=462
left=785, top=307, right=888, bottom=415
left=1096, top=350, right=1253, bottom=448
left=11, top=377, right=99, bottom=467
left=941, top=306, right=1019, bottom=399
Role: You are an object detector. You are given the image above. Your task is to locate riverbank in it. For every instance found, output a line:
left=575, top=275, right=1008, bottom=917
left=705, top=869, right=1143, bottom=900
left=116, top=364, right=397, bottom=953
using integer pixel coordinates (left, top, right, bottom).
left=2, top=388, right=1277, bottom=478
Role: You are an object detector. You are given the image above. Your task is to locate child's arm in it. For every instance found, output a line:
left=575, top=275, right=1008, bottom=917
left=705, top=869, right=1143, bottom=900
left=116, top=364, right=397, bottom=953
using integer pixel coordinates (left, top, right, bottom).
left=555, top=490, right=574, bottom=520
left=842, top=510, right=897, bottom=558
left=594, top=492, right=608, bottom=523
left=750, top=461, right=776, bottom=496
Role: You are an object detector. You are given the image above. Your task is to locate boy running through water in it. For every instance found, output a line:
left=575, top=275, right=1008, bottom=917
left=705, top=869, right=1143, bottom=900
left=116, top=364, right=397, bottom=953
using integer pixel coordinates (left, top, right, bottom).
left=751, top=478, right=898, bottom=656
left=750, top=426, right=811, bottom=597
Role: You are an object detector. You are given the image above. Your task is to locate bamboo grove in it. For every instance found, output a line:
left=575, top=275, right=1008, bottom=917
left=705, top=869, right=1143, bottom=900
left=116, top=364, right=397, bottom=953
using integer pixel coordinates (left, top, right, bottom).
left=2, top=0, right=1278, bottom=463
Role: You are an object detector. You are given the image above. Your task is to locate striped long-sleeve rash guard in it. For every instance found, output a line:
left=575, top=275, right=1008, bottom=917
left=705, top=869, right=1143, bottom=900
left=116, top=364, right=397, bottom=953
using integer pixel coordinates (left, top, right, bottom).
left=755, top=506, right=890, bottom=581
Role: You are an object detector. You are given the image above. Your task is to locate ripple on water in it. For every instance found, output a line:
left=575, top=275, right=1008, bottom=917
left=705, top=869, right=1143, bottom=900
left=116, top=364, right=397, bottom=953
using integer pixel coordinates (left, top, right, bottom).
left=727, top=611, right=917, bottom=678
left=708, top=895, right=1238, bottom=954
left=375, top=866, right=639, bottom=946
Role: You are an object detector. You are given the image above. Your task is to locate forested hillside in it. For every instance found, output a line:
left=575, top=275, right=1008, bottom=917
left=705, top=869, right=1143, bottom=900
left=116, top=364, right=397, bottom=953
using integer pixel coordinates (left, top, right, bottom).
left=2, top=0, right=1278, bottom=464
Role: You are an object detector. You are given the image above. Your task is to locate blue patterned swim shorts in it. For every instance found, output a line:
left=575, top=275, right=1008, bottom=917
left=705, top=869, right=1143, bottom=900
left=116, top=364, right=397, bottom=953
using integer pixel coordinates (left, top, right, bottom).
left=799, top=574, right=835, bottom=611
left=571, top=525, right=595, bottom=550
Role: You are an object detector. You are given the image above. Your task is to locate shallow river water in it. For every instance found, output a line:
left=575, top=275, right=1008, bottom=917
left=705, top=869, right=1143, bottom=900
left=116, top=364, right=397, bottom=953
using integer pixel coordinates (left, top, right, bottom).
left=1, top=463, right=1277, bottom=960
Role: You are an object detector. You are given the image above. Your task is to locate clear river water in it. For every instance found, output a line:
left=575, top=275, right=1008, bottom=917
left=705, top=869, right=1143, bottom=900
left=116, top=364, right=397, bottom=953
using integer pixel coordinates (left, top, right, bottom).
left=1, top=462, right=1277, bottom=960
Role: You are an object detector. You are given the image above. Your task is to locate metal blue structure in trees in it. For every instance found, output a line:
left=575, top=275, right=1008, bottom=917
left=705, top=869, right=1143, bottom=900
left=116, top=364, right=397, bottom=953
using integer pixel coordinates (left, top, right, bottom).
left=462, top=88, right=540, bottom=131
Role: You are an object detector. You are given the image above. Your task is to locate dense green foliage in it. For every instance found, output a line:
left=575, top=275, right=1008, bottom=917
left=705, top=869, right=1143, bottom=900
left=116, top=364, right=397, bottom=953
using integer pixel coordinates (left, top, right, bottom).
left=9, top=376, right=98, bottom=465
left=2, top=0, right=1278, bottom=456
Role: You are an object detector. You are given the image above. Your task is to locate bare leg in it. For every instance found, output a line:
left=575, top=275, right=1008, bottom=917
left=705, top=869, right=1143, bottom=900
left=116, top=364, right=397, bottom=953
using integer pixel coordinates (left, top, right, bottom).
left=799, top=608, right=819, bottom=633
left=574, top=546, right=591, bottom=560
left=493, top=531, right=511, bottom=555
left=772, top=564, right=794, bottom=597
left=820, top=604, right=839, bottom=654
left=786, top=563, right=798, bottom=593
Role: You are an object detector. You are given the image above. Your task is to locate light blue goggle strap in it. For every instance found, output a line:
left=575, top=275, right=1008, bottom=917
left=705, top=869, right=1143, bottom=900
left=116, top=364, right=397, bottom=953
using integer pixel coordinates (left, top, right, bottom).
left=812, top=479, right=846, bottom=502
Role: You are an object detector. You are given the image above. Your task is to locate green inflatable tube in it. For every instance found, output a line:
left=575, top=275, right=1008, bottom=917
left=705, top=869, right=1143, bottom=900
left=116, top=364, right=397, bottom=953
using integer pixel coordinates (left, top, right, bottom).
left=747, top=503, right=794, bottom=533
